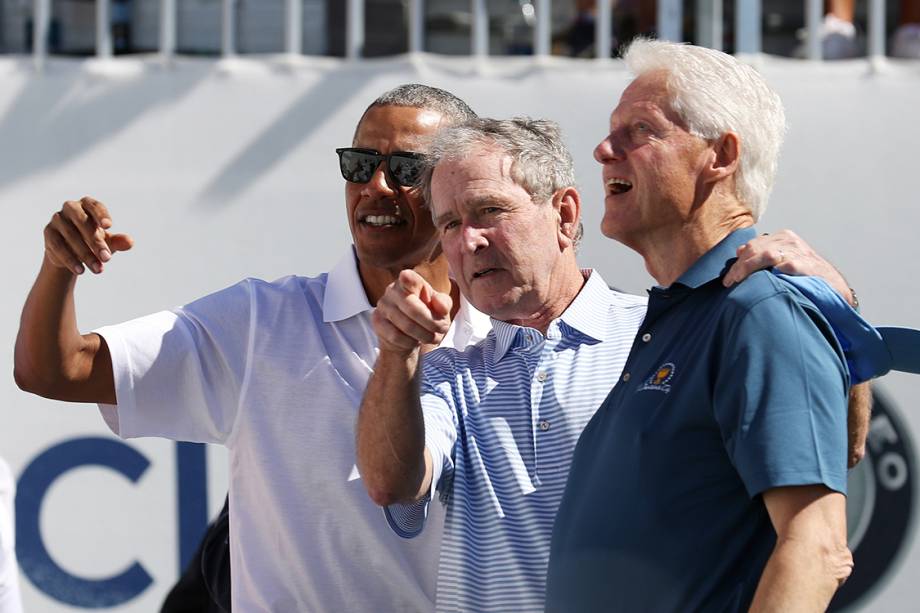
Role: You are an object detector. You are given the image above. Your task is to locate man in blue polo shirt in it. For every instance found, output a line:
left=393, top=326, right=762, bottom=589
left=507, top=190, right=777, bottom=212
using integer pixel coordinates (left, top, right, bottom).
left=546, top=40, right=852, bottom=611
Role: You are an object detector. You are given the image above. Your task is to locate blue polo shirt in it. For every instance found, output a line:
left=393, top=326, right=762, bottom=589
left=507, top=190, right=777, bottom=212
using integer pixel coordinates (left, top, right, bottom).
left=545, top=227, right=849, bottom=612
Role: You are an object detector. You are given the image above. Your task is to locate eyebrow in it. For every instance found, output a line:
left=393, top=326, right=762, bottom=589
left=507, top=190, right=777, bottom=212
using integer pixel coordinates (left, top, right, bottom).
left=433, top=211, right=455, bottom=228
left=433, top=194, right=513, bottom=228
left=611, top=103, right=668, bottom=128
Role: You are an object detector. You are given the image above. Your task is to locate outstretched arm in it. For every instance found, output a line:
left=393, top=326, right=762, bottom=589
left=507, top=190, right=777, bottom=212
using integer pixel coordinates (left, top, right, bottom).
left=356, top=269, right=453, bottom=507
left=723, top=229, right=855, bottom=306
left=14, top=197, right=133, bottom=404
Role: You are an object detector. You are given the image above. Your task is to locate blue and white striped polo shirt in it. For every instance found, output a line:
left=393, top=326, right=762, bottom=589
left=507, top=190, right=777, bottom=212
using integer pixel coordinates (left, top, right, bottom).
left=385, top=270, right=648, bottom=612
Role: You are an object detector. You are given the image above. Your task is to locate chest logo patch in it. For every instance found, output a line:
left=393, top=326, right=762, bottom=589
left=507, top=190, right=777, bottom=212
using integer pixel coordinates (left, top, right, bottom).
left=637, top=362, right=676, bottom=394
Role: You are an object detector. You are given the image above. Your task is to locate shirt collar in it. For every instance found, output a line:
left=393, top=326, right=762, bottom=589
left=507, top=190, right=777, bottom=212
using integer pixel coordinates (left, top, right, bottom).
left=672, top=226, right=757, bottom=290
left=442, top=293, right=492, bottom=350
left=323, top=246, right=372, bottom=323
left=323, top=247, right=491, bottom=348
left=490, top=269, right=611, bottom=362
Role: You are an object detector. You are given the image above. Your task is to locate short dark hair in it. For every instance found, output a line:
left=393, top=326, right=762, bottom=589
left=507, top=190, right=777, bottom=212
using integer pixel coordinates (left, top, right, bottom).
left=353, top=84, right=477, bottom=143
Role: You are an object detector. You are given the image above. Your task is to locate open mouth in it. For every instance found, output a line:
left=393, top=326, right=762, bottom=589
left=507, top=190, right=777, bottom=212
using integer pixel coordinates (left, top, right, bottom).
left=606, top=178, right=633, bottom=195
left=360, top=214, right=406, bottom=228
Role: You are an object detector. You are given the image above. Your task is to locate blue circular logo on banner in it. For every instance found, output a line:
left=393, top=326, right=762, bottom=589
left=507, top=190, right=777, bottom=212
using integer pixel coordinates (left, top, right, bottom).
left=830, top=389, right=916, bottom=611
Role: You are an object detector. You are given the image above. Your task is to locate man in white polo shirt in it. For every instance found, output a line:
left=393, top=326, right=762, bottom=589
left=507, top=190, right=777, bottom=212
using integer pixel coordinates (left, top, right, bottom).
left=13, top=84, right=491, bottom=612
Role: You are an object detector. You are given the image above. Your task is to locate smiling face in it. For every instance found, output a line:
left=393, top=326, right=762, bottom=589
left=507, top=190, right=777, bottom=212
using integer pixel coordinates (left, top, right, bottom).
left=430, top=146, right=580, bottom=324
left=345, top=104, right=446, bottom=273
left=594, top=72, right=713, bottom=251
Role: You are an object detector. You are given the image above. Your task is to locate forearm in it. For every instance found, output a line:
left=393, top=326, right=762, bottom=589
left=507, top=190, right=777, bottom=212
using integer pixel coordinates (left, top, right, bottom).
left=356, top=349, right=429, bottom=507
left=847, top=382, right=872, bottom=467
left=748, top=537, right=849, bottom=612
left=751, top=487, right=852, bottom=612
left=14, top=255, right=111, bottom=402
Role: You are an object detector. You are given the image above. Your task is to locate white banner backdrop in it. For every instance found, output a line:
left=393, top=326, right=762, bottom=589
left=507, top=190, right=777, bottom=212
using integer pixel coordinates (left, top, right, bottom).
left=1, top=54, right=918, bottom=611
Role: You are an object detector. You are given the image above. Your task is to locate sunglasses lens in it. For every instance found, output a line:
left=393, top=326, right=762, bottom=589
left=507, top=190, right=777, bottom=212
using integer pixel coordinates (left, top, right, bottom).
left=389, top=155, right=424, bottom=187
left=339, top=150, right=380, bottom=183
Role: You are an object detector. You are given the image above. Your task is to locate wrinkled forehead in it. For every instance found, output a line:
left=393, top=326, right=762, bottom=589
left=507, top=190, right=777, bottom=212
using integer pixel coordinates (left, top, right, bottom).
left=430, top=148, right=519, bottom=212
left=611, top=71, right=679, bottom=125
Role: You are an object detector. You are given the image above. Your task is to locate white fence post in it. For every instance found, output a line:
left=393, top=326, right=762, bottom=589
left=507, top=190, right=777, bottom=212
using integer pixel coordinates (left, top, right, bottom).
left=409, top=0, right=424, bottom=54
left=868, top=0, right=886, bottom=61
left=472, top=0, right=488, bottom=58
left=32, top=0, right=50, bottom=70
left=286, top=0, right=303, bottom=55
left=595, top=0, right=612, bottom=58
left=657, top=0, right=682, bottom=42
left=160, top=0, right=176, bottom=60
left=696, top=0, right=723, bottom=51
left=346, top=0, right=364, bottom=59
left=96, top=0, right=113, bottom=58
left=222, top=0, right=237, bottom=57
left=534, top=0, right=550, bottom=58
left=735, top=0, right=761, bottom=56
left=804, top=0, right=822, bottom=60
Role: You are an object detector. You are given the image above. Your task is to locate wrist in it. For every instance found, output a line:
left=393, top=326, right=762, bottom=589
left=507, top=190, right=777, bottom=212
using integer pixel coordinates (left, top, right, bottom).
left=378, top=343, right=421, bottom=362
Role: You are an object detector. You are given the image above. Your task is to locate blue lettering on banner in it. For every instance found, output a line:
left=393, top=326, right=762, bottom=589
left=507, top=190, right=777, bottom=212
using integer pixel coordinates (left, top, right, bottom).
left=15, top=437, right=210, bottom=608
left=16, top=437, right=153, bottom=607
left=176, top=441, right=209, bottom=572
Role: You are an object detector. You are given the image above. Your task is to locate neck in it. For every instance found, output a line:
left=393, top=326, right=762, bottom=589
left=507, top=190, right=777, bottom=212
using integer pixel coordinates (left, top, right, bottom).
left=506, top=260, right=587, bottom=335
left=638, top=202, right=754, bottom=287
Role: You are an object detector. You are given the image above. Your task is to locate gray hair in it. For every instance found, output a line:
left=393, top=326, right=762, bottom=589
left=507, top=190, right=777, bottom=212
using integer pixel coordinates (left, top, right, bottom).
left=623, top=39, right=787, bottom=221
left=420, top=117, right=583, bottom=245
left=353, top=83, right=477, bottom=142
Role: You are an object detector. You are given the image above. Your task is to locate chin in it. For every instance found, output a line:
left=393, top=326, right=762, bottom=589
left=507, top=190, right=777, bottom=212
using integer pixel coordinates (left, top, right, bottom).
left=600, top=218, right=625, bottom=241
left=356, top=243, right=407, bottom=268
left=601, top=211, right=643, bottom=243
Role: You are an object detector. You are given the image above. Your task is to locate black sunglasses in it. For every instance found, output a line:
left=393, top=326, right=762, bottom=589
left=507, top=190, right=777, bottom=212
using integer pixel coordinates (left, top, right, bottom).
left=335, top=147, right=425, bottom=187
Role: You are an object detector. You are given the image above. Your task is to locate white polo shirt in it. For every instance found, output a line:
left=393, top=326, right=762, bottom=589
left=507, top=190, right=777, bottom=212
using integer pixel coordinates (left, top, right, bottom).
left=96, top=248, right=490, bottom=612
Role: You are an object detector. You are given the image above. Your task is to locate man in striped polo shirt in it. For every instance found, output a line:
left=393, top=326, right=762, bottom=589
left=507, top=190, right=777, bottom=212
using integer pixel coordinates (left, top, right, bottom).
left=356, top=115, right=863, bottom=611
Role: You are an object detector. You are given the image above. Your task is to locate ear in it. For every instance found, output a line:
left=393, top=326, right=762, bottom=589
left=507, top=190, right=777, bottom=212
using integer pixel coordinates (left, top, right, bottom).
left=704, top=131, right=740, bottom=184
left=552, top=186, right=582, bottom=250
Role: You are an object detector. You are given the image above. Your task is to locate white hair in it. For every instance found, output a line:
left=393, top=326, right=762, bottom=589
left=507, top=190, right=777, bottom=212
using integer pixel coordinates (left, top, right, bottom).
left=623, top=39, right=787, bottom=221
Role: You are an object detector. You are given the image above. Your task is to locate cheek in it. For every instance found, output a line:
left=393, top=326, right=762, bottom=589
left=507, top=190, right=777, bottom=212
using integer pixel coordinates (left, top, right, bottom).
left=441, top=237, right=464, bottom=272
left=344, top=185, right=361, bottom=215
left=405, top=191, right=431, bottom=220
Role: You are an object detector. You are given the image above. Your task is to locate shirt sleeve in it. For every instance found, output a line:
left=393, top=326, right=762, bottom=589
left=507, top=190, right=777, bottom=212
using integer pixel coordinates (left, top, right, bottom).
left=713, top=289, right=849, bottom=499
left=384, top=359, right=459, bottom=538
left=95, top=279, right=255, bottom=445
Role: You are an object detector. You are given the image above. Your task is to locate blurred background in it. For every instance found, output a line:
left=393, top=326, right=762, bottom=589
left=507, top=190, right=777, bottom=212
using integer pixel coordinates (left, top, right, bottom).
left=1, top=1, right=919, bottom=611
left=1, top=0, right=918, bottom=57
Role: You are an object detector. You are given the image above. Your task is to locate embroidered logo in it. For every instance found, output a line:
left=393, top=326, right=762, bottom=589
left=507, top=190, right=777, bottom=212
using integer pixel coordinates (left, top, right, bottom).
left=637, top=362, right=676, bottom=393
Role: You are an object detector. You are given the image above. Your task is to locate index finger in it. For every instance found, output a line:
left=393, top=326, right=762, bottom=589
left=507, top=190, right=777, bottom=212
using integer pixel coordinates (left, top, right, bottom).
left=396, top=269, right=428, bottom=297
left=80, top=196, right=112, bottom=230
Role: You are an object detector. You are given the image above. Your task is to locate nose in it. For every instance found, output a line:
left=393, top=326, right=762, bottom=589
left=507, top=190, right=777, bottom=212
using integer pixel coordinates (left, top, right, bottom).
left=594, top=133, right=623, bottom=164
left=461, top=224, right=488, bottom=254
left=361, top=162, right=397, bottom=198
